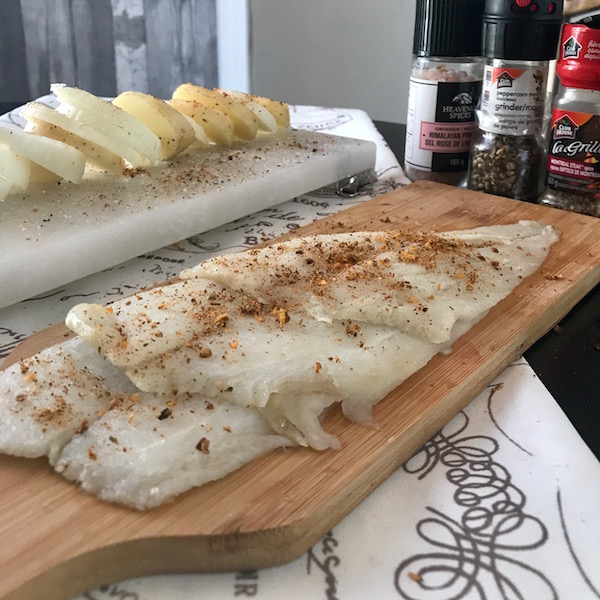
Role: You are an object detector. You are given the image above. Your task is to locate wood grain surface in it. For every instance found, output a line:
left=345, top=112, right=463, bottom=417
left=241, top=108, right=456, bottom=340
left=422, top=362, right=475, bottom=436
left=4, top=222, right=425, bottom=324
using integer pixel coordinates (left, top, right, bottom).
left=1, top=181, right=599, bottom=600
left=0, top=0, right=217, bottom=103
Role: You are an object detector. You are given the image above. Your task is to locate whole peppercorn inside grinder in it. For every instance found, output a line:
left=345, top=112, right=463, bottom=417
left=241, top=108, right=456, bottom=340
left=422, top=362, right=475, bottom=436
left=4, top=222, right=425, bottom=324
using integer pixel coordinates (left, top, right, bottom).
left=467, top=0, right=563, bottom=201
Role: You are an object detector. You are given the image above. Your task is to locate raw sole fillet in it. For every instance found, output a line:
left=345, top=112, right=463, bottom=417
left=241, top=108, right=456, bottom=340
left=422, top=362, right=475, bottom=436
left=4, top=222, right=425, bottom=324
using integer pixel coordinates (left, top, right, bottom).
left=66, top=222, right=559, bottom=451
left=180, top=222, right=559, bottom=343
left=0, top=337, right=291, bottom=509
left=65, top=278, right=456, bottom=449
left=55, top=388, right=291, bottom=509
left=0, top=222, right=559, bottom=508
left=0, top=338, right=135, bottom=463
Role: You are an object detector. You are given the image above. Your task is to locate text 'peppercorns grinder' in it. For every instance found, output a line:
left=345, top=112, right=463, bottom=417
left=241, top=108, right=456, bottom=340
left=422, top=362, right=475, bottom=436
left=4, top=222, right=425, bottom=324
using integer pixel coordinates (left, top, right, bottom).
left=467, top=0, right=563, bottom=201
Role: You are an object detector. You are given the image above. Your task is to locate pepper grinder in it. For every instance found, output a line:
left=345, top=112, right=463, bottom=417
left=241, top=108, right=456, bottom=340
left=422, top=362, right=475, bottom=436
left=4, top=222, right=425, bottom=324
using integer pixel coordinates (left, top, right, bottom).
left=467, top=0, right=564, bottom=201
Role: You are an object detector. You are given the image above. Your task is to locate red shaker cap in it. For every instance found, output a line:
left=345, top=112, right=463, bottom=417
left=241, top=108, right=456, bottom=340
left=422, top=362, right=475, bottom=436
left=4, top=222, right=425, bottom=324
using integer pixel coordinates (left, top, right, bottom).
left=556, top=24, right=600, bottom=90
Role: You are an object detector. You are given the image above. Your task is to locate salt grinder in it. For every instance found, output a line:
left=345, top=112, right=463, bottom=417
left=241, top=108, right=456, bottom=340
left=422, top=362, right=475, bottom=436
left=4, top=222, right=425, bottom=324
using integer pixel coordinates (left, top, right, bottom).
left=404, top=0, right=485, bottom=186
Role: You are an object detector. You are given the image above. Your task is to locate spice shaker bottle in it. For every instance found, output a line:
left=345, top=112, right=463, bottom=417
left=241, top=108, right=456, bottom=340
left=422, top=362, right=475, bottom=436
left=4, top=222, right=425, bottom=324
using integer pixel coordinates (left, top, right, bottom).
left=539, top=18, right=600, bottom=217
left=404, top=0, right=485, bottom=186
left=467, top=0, right=563, bottom=201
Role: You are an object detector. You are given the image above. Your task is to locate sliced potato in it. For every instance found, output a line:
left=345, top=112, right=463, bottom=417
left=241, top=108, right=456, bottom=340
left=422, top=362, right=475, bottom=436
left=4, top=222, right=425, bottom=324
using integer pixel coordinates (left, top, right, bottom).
left=252, top=95, right=291, bottom=129
left=28, top=162, right=63, bottom=184
left=0, top=175, right=15, bottom=201
left=22, top=103, right=125, bottom=175
left=0, top=126, right=85, bottom=183
left=217, top=89, right=277, bottom=133
left=112, top=91, right=195, bottom=159
left=172, top=84, right=258, bottom=141
left=178, top=113, right=210, bottom=147
left=51, top=84, right=161, bottom=166
left=168, top=98, right=234, bottom=147
left=0, top=142, right=31, bottom=190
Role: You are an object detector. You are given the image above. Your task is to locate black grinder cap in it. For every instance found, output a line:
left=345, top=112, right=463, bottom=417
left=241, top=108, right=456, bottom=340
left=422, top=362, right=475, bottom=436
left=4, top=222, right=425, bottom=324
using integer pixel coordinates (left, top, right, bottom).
left=413, top=0, right=485, bottom=57
left=483, top=0, right=564, bottom=60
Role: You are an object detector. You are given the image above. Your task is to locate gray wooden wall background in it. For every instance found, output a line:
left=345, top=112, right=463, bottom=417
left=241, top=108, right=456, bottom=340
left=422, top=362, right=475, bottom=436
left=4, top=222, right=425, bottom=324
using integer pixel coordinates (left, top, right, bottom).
left=0, top=0, right=218, bottom=103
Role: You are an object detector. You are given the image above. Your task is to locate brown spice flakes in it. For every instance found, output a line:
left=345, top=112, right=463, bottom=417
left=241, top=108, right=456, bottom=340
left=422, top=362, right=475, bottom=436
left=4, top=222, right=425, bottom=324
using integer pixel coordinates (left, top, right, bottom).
left=109, top=435, right=119, bottom=444
left=88, top=446, right=98, bottom=461
left=408, top=571, right=423, bottom=583
left=31, top=396, right=72, bottom=428
left=108, top=393, right=140, bottom=412
left=15, top=393, right=27, bottom=403
left=239, top=295, right=263, bottom=317
left=23, top=371, right=37, bottom=382
left=158, top=407, right=172, bottom=420
left=223, top=425, right=232, bottom=432
left=345, top=322, right=361, bottom=337
left=196, top=437, right=210, bottom=454
left=544, top=272, right=564, bottom=281
left=215, top=313, right=229, bottom=326
left=123, top=167, right=148, bottom=178
left=199, top=347, right=212, bottom=358
left=315, top=361, right=322, bottom=374
left=273, top=307, right=290, bottom=329
left=76, top=419, right=89, bottom=434
left=326, top=250, right=360, bottom=271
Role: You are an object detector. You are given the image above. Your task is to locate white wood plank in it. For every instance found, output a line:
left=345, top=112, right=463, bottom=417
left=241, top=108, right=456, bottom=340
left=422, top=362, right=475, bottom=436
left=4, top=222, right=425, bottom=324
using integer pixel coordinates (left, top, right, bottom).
left=71, top=0, right=117, bottom=95
left=143, top=0, right=218, bottom=98
left=111, top=0, right=149, bottom=92
left=216, top=0, right=249, bottom=91
left=19, top=0, right=50, bottom=99
left=46, top=0, right=77, bottom=86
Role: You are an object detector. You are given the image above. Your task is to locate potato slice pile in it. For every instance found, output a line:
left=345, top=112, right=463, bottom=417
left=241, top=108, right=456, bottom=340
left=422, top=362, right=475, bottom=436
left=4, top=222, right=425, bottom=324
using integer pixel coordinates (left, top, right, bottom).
left=0, top=84, right=290, bottom=201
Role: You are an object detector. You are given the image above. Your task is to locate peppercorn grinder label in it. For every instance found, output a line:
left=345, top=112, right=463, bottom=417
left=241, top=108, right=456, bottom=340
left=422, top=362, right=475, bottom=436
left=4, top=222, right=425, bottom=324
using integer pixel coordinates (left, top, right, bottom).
left=405, top=77, right=481, bottom=173
left=546, top=109, right=600, bottom=197
left=479, top=66, right=547, bottom=136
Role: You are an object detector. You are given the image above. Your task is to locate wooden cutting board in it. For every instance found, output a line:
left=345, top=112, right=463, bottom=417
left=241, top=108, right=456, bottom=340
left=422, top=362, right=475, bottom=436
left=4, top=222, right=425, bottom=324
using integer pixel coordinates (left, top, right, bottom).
left=1, top=181, right=599, bottom=600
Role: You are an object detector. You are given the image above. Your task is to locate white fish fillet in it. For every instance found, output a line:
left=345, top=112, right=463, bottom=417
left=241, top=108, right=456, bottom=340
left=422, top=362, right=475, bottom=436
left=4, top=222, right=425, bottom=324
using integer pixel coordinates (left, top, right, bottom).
left=0, top=336, right=291, bottom=509
left=65, top=283, right=450, bottom=449
left=0, top=338, right=134, bottom=463
left=66, top=222, right=560, bottom=450
left=180, top=222, right=559, bottom=344
left=56, top=390, right=291, bottom=509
